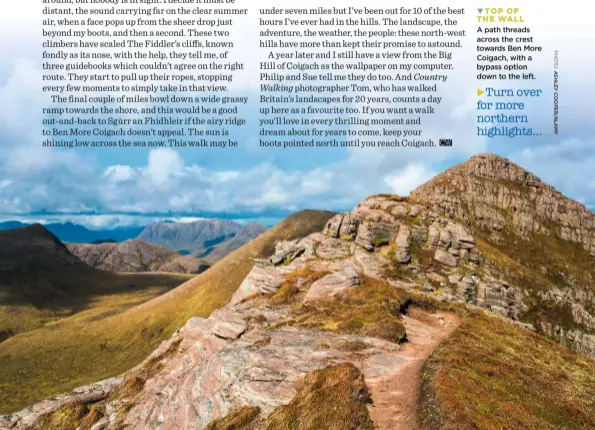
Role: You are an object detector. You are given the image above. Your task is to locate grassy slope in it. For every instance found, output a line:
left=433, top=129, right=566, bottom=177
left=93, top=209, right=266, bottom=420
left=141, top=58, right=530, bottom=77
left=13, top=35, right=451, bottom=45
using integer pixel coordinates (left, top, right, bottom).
left=0, top=226, right=196, bottom=340
left=475, top=229, right=595, bottom=336
left=281, top=275, right=409, bottom=344
left=0, top=273, right=191, bottom=340
left=420, top=313, right=595, bottom=430
left=0, top=210, right=334, bottom=414
left=264, top=363, right=374, bottom=430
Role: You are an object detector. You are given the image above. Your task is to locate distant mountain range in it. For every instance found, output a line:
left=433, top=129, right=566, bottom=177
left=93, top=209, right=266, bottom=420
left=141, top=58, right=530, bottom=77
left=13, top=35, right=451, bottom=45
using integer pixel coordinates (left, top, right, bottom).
left=136, top=219, right=242, bottom=252
left=195, top=222, right=270, bottom=261
left=137, top=220, right=269, bottom=259
left=0, top=221, right=143, bottom=244
left=0, top=220, right=269, bottom=261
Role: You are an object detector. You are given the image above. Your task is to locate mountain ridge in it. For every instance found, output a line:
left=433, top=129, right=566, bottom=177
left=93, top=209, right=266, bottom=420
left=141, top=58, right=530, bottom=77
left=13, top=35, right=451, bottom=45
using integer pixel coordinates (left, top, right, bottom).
left=0, top=223, right=97, bottom=300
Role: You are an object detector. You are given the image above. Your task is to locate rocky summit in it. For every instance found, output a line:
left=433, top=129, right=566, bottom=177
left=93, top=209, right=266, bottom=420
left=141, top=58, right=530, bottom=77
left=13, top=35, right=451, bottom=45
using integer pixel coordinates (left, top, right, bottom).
left=411, top=153, right=595, bottom=353
left=411, top=152, right=595, bottom=256
left=2, top=153, right=594, bottom=430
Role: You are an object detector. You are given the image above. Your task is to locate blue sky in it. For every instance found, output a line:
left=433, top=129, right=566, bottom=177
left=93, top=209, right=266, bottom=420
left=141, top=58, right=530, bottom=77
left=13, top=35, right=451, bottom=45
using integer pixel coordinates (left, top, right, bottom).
left=1, top=2, right=594, bottom=229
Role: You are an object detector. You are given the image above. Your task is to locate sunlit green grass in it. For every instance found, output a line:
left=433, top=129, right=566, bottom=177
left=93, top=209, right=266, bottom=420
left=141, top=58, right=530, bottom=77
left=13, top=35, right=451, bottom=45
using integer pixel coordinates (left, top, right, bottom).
left=421, top=313, right=595, bottom=430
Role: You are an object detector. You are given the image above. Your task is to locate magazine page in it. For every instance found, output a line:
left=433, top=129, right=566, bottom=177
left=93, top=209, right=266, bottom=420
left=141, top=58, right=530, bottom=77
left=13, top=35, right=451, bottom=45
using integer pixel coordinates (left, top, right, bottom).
left=1, top=1, right=594, bottom=429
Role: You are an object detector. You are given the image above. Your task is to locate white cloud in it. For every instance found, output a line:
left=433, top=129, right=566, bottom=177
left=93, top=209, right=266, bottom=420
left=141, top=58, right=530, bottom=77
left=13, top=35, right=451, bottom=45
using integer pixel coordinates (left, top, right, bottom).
left=384, top=164, right=437, bottom=196
left=216, top=171, right=240, bottom=182
left=169, top=193, right=196, bottom=211
left=175, top=217, right=206, bottom=224
left=300, top=169, right=334, bottom=196
left=0, top=59, right=41, bottom=141
left=104, top=165, right=136, bottom=183
left=145, top=148, right=185, bottom=187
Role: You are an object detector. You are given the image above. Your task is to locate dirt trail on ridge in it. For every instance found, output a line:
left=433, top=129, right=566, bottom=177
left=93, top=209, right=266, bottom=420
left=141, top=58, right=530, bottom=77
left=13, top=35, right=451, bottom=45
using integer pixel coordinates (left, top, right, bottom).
left=365, top=308, right=461, bottom=430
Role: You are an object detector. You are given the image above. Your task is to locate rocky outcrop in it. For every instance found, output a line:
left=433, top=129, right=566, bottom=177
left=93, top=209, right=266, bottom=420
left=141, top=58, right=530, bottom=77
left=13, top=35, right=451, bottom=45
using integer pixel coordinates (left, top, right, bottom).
left=410, top=153, right=595, bottom=351
left=269, top=240, right=306, bottom=266
left=2, top=240, right=404, bottom=430
left=210, top=309, right=248, bottom=340
left=230, top=264, right=289, bottom=305
left=315, top=238, right=352, bottom=260
left=349, top=193, right=592, bottom=355
left=323, top=213, right=360, bottom=240
left=1, top=202, right=537, bottom=428
left=114, top=319, right=399, bottom=430
left=476, top=278, right=522, bottom=320
left=68, top=240, right=208, bottom=274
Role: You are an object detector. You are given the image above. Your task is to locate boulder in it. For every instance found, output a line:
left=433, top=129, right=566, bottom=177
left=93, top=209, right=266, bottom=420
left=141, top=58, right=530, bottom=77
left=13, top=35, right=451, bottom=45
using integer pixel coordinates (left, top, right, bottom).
left=316, top=238, right=352, bottom=260
left=391, top=205, right=409, bottom=217
left=211, top=310, right=248, bottom=340
left=434, top=249, right=458, bottom=268
left=322, top=214, right=345, bottom=238
left=338, top=214, right=360, bottom=240
left=270, top=244, right=306, bottom=266
left=303, top=268, right=361, bottom=301
left=395, top=225, right=411, bottom=264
